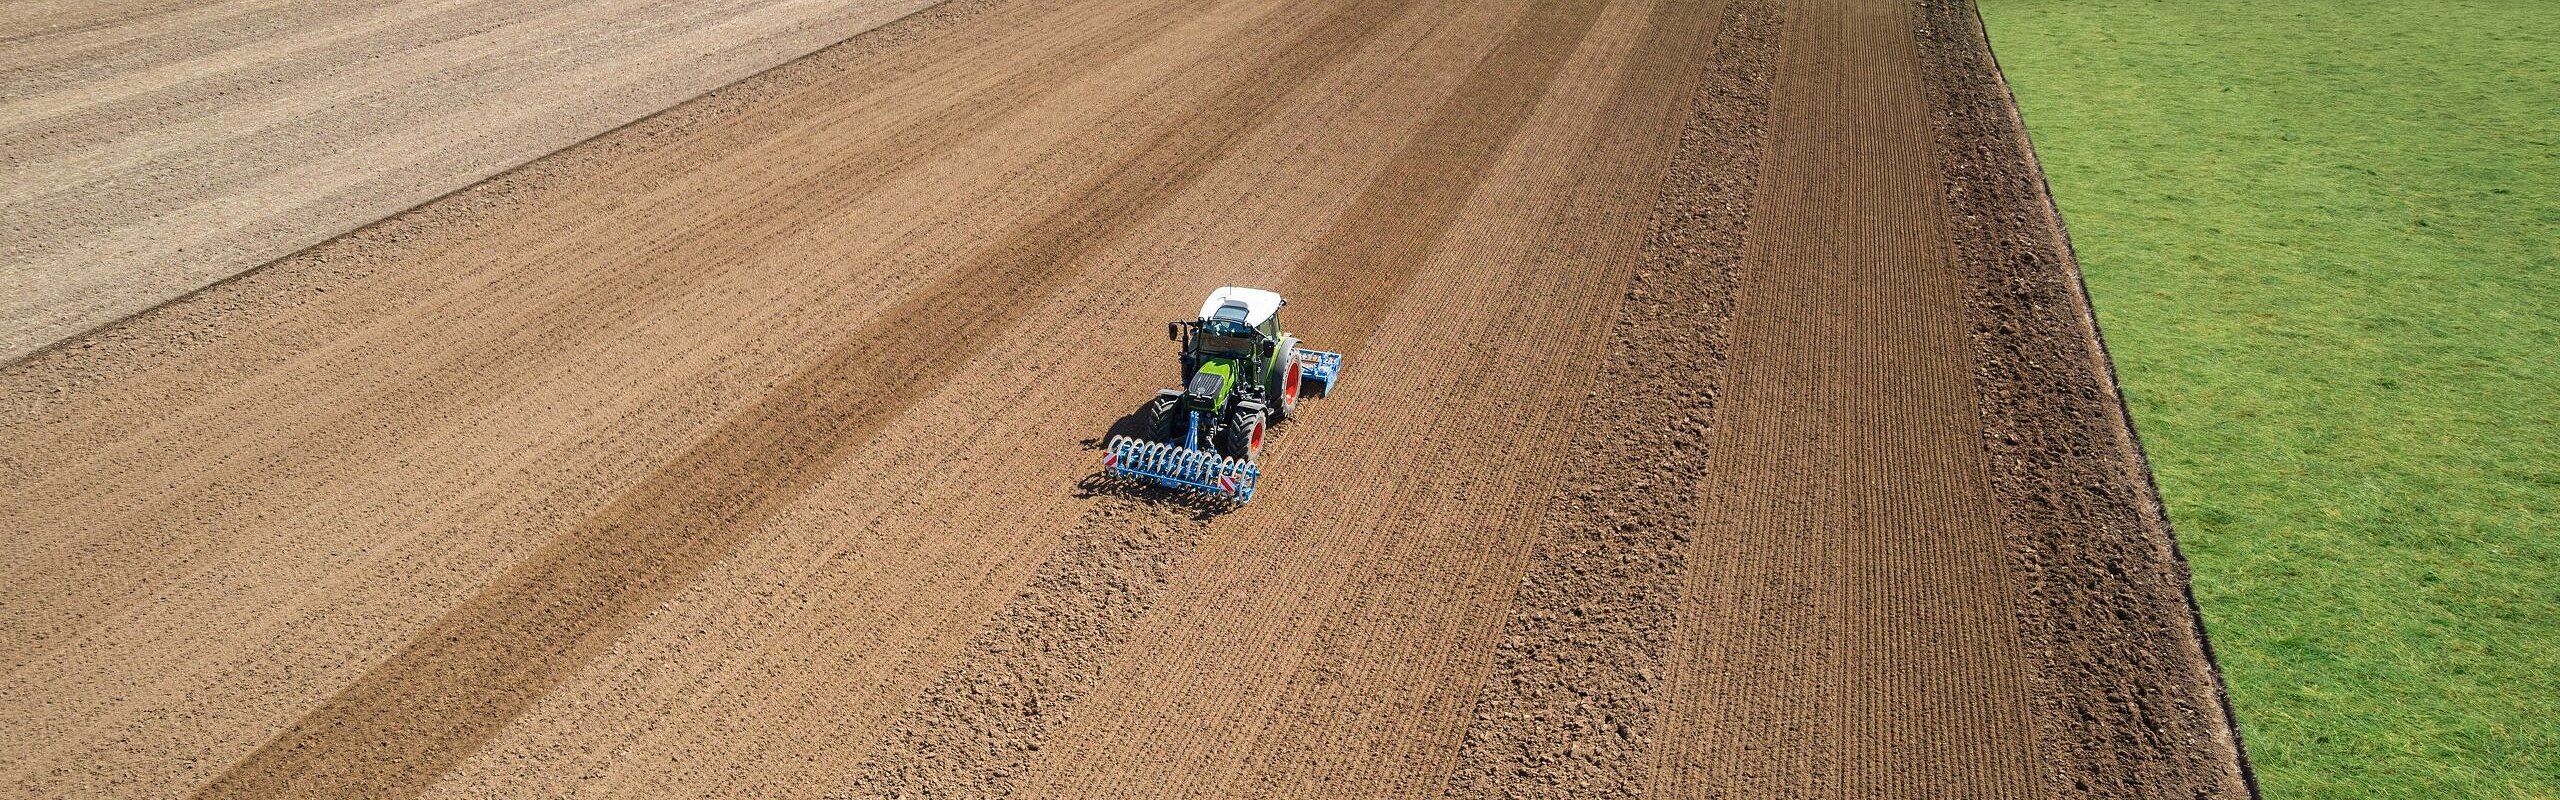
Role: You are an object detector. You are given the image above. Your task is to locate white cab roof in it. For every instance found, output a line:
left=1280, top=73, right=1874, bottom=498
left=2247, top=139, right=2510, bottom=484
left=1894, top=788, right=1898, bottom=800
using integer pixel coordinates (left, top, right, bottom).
left=1199, top=286, right=1284, bottom=326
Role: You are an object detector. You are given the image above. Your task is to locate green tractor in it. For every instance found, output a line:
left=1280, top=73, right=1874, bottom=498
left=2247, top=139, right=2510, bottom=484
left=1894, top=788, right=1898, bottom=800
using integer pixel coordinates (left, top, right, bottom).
left=1102, top=287, right=1342, bottom=503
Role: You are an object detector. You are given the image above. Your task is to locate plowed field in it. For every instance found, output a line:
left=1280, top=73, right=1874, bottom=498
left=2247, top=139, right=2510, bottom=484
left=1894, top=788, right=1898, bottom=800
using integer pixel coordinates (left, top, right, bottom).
left=1, top=0, right=2254, bottom=797
left=0, top=0, right=942, bottom=359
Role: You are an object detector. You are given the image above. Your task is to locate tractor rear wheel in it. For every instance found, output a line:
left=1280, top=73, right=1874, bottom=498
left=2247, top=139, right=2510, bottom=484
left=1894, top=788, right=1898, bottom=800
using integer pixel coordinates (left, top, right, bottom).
left=1218, top=410, right=1265, bottom=463
left=1274, top=360, right=1302, bottom=421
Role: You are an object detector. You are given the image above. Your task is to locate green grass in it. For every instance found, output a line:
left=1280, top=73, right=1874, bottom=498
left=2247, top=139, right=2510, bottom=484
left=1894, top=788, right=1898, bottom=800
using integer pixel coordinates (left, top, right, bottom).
left=1974, top=1, right=2559, bottom=797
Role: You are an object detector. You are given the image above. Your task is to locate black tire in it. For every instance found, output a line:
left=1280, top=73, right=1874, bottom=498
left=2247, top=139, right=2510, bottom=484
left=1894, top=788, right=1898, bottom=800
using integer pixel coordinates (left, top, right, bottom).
left=1142, top=394, right=1181, bottom=444
left=1216, top=410, right=1265, bottom=462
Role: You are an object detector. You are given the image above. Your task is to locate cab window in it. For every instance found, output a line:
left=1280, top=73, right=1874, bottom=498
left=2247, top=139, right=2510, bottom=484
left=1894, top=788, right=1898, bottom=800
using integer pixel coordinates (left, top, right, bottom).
left=1197, top=319, right=1258, bottom=355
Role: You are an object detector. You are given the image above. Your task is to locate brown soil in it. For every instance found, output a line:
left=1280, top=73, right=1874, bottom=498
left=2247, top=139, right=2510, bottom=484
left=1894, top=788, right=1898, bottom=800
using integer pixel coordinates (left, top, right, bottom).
left=1442, top=0, right=1770, bottom=795
left=0, top=0, right=2250, bottom=797
left=0, top=0, right=948, bottom=360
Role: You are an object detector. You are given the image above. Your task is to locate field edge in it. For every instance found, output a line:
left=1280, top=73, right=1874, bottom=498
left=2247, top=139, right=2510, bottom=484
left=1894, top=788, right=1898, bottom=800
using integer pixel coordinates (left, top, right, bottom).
left=1930, top=0, right=2258, bottom=794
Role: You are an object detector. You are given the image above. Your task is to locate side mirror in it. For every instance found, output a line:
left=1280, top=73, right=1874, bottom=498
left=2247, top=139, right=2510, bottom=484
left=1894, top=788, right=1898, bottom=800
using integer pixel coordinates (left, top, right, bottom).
left=1167, top=322, right=1181, bottom=341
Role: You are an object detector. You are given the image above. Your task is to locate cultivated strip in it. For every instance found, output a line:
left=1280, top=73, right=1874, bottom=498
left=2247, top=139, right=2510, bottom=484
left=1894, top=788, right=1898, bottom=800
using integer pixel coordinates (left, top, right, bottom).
left=1645, top=0, right=2039, bottom=796
left=1439, top=0, right=1773, bottom=795
left=1192, top=0, right=1728, bottom=793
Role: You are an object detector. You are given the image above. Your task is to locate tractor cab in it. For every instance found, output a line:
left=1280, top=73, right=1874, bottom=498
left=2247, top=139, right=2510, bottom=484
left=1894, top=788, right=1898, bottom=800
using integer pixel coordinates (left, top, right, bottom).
left=1171, top=286, right=1288, bottom=380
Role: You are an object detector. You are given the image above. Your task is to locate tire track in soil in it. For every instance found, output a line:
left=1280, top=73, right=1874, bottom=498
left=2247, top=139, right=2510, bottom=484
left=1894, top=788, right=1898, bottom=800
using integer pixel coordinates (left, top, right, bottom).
left=1645, top=0, right=2039, bottom=796
left=1913, top=1, right=2252, bottom=795
left=1438, top=0, right=1776, bottom=796
left=188, top=0, right=1423, bottom=795
left=829, top=0, right=1616, bottom=792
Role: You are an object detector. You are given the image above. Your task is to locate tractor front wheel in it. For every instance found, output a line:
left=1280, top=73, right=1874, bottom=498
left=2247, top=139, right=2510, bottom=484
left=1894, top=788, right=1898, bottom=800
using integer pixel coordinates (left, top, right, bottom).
left=1218, top=410, right=1265, bottom=463
left=1142, top=394, right=1181, bottom=444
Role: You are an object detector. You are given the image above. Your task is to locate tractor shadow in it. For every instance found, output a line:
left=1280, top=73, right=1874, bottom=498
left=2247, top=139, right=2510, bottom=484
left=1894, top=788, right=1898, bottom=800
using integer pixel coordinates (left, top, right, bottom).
left=1071, top=474, right=1236, bottom=520
left=1075, top=397, right=1235, bottom=521
left=1084, top=397, right=1160, bottom=447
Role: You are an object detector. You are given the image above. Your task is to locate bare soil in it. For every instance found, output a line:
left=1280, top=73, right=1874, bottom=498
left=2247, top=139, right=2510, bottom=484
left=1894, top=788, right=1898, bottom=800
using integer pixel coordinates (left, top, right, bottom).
left=0, top=0, right=946, bottom=360
left=0, top=0, right=2250, bottom=797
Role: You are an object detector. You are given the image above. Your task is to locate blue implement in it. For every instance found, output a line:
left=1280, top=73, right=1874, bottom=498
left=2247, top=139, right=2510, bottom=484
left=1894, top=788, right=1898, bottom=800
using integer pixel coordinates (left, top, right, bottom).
left=1293, top=348, right=1343, bottom=390
left=1102, top=435, right=1260, bottom=503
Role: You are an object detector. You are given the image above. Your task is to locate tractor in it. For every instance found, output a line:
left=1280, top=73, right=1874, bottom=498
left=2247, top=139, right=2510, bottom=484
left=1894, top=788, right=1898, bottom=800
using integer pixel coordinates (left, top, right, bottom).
left=1101, top=287, right=1342, bottom=503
